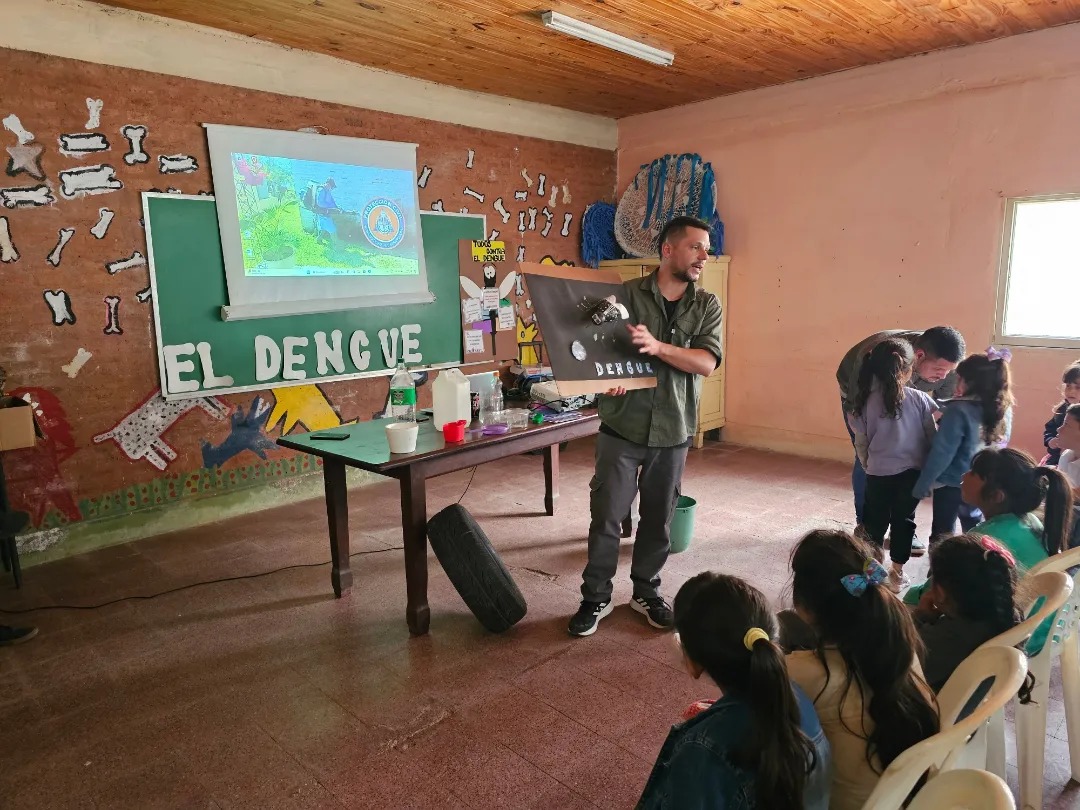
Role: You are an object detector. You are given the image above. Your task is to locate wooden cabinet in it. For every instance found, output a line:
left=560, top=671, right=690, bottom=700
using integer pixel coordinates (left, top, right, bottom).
left=598, top=256, right=730, bottom=449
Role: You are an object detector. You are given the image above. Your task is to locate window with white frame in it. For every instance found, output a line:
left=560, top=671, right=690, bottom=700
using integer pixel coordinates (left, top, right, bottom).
left=995, top=195, right=1080, bottom=349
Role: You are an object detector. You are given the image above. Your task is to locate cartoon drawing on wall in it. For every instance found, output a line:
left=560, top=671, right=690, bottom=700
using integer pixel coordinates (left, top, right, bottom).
left=58, top=133, right=109, bottom=157
left=516, top=315, right=541, bottom=366
left=541, top=207, right=554, bottom=237
left=136, top=286, right=152, bottom=303
left=459, top=208, right=469, bottom=214
left=43, top=290, right=75, bottom=325
left=517, top=211, right=526, bottom=233
left=7, top=387, right=81, bottom=527
left=93, top=389, right=230, bottom=470
left=460, top=263, right=517, bottom=355
left=159, top=154, right=198, bottom=174
left=62, top=348, right=92, bottom=378
left=103, top=295, right=123, bottom=335
left=431, top=200, right=444, bottom=212
left=266, top=384, right=349, bottom=434
left=466, top=149, right=475, bottom=169
left=540, top=255, right=576, bottom=267
left=201, top=396, right=277, bottom=468
left=489, top=228, right=500, bottom=241
left=492, top=197, right=511, bottom=224
left=561, top=212, right=573, bottom=238
left=58, top=164, right=123, bottom=199
left=0, top=216, right=18, bottom=262
left=5, top=143, right=45, bottom=180
left=1, top=184, right=55, bottom=208
left=517, top=245, right=526, bottom=262
left=527, top=207, right=538, bottom=231
left=562, top=184, right=572, bottom=204
left=515, top=274, right=525, bottom=297
left=514, top=190, right=528, bottom=202
left=121, top=125, right=149, bottom=165
left=85, top=98, right=103, bottom=130
left=520, top=168, right=532, bottom=188
left=417, top=165, right=432, bottom=188
left=548, top=186, right=558, bottom=209
left=46, top=227, right=75, bottom=267
left=2, top=114, right=34, bottom=145
left=463, top=187, right=484, bottom=203
left=106, top=251, right=146, bottom=274
left=537, top=173, right=547, bottom=197
left=90, top=207, right=114, bottom=239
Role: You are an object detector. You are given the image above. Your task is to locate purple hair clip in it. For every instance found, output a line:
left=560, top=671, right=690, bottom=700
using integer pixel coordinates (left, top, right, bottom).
left=986, top=346, right=1012, bottom=363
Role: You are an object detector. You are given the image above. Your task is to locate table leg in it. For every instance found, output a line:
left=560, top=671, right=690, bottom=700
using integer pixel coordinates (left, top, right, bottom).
left=323, top=458, right=352, bottom=597
left=543, top=443, right=560, bottom=516
left=400, top=466, right=430, bottom=636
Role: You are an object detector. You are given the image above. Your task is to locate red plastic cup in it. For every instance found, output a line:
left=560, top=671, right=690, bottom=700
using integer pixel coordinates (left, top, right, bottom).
left=442, top=419, right=466, bottom=442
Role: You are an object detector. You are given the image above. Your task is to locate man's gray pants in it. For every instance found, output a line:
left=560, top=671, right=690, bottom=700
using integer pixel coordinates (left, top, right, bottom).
left=581, top=431, right=689, bottom=603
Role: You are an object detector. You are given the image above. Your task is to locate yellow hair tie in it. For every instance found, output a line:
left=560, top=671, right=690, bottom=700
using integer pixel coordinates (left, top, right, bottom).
left=743, top=627, right=769, bottom=651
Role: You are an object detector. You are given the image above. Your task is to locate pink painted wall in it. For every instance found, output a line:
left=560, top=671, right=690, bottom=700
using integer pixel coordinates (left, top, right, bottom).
left=618, top=23, right=1080, bottom=461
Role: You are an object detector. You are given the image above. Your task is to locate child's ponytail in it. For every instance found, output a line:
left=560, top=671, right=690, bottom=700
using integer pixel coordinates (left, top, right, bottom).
left=853, top=338, right=915, bottom=418
left=674, top=574, right=815, bottom=810
left=1035, top=465, right=1075, bottom=556
left=956, top=351, right=1014, bottom=443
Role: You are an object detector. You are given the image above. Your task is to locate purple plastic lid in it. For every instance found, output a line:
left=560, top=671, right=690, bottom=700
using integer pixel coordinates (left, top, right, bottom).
left=482, top=423, right=511, bottom=435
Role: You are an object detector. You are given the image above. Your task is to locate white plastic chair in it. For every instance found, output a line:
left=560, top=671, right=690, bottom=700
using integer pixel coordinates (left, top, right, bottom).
left=906, top=768, right=1016, bottom=810
left=950, top=569, right=1074, bottom=792
left=1009, top=548, right=1080, bottom=810
left=860, top=646, right=1028, bottom=810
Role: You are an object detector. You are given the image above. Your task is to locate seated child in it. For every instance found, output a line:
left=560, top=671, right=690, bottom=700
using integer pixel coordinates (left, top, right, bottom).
left=1050, top=402, right=1080, bottom=548
left=638, top=572, right=831, bottom=810
left=1043, top=362, right=1080, bottom=466
left=785, top=530, right=938, bottom=810
left=911, top=534, right=1021, bottom=691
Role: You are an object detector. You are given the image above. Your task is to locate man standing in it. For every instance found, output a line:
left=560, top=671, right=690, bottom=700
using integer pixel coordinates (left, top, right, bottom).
left=569, top=216, right=723, bottom=637
left=836, top=327, right=966, bottom=548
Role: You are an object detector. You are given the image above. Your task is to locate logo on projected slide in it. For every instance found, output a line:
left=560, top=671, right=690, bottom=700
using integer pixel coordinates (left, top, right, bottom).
left=361, top=199, right=405, bottom=250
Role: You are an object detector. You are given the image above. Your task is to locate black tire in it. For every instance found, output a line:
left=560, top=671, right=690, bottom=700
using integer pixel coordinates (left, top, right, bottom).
left=427, top=504, right=527, bottom=632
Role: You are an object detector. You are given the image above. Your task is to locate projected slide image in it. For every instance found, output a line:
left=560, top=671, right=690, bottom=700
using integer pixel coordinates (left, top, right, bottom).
left=231, top=154, right=420, bottom=278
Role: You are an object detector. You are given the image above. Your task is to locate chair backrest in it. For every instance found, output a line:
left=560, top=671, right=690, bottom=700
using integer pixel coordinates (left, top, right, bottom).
left=970, top=570, right=1073, bottom=652
left=905, top=768, right=1015, bottom=810
left=1027, top=547, right=1080, bottom=654
left=860, top=646, right=1028, bottom=810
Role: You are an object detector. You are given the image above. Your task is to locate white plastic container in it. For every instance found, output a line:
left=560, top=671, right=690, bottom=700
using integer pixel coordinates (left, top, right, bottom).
left=385, top=421, right=419, bottom=453
left=432, top=368, right=471, bottom=430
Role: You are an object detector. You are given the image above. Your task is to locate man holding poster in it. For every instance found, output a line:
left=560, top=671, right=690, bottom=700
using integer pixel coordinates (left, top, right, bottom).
left=569, top=216, right=723, bottom=637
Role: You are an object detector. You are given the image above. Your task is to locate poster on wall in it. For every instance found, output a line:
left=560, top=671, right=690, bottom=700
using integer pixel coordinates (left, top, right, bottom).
left=457, top=239, right=519, bottom=362
left=519, top=262, right=657, bottom=396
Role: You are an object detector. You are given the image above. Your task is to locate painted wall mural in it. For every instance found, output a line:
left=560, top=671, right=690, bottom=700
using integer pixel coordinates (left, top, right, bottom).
left=0, top=45, right=615, bottom=552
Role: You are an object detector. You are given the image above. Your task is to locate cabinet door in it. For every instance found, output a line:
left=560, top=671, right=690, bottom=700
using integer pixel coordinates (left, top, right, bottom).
left=699, top=373, right=724, bottom=421
left=615, top=266, right=646, bottom=283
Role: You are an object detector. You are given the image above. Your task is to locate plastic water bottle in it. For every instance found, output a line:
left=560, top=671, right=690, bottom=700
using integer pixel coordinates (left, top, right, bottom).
left=489, top=372, right=504, bottom=414
left=480, top=371, right=504, bottom=426
left=388, top=363, right=416, bottom=422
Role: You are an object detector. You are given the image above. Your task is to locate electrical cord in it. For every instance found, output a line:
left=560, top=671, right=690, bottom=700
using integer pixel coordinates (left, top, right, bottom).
left=0, top=465, right=480, bottom=615
left=0, top=545, right=405, bottom=614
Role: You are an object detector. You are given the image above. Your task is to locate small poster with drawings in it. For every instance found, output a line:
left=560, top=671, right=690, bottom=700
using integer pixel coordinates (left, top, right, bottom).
left=458, top=239, right=519, bottom=361
left=519, top=262, right=658, bottom=396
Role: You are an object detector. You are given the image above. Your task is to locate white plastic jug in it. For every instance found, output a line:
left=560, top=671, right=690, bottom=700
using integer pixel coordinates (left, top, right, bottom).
left=432, top=368, right=471, bottom=429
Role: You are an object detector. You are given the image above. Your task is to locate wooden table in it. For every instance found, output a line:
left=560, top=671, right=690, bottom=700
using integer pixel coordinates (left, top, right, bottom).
left=278, top=411, right=600, bottom=636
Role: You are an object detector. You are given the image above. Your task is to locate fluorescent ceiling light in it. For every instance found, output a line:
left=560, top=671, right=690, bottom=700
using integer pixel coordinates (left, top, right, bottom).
left=542, top=11, right=674, bottom=67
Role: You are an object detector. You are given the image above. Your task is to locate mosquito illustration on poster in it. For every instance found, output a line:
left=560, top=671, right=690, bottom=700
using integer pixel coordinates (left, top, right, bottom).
left=460, top=263, right=517, bottom=354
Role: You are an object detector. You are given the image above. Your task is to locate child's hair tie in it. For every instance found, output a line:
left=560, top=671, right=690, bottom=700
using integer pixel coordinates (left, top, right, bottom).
left=841, top=558, right=889, bottom=597
left=743, top=627, right=770, bottom=651
left=978, top=535, right=1016, bottom=567
left=986, top=346, right=1012, bottom=363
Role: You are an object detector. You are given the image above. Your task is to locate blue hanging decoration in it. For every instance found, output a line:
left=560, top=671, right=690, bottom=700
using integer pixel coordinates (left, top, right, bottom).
left=581, top=202, right=622, bottom=268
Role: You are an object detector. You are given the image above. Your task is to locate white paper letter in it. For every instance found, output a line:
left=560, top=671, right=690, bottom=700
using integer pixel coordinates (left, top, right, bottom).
left=195, top=342, right=234, bottom=388
left=349, top=330, right=370, bottom=371
left=378, top=328, right=400, bottom=367
left=314, top=330, right=345, bottom=375
left=163, top=343, right=199, bottom=394
left=400, top=324, right=422, bottom=364
left=282, top=336, right=309, bottom=381
left=255, top=335, right=282, bottom=382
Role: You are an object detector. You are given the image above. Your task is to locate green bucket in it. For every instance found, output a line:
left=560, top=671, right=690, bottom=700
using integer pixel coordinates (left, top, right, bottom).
left=669, top=495, right=697, bottom=554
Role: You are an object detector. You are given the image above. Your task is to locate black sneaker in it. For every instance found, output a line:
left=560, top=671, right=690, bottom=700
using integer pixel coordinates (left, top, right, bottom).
left=0, top=625, right=38, bottom=646
left=910, top=536, right=927, bottom=557
left=568, top=600, right=613, bottom=637
left=631, top=596, right=674, bottom=630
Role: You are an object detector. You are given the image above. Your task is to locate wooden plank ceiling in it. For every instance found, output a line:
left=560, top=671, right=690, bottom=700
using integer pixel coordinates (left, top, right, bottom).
left=90, top=0, right=1080, bottom=117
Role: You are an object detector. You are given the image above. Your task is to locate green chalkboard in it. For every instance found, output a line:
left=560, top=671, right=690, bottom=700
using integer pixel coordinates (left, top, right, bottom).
left=143, top=194, right=485, bottom=400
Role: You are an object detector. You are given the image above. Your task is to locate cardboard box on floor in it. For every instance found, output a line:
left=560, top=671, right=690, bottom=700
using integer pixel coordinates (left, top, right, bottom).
left=0, top=396, right=37, bottom=451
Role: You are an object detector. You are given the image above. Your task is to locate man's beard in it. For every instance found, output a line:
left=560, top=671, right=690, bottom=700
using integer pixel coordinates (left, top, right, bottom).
left=672, top=267, right=696, bottom=283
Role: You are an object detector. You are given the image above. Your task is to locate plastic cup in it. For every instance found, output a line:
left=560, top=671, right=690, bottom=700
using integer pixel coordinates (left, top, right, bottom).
left=385, top=421, right=419, bottom=453
left=442, top=420, right=466, bottom=442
